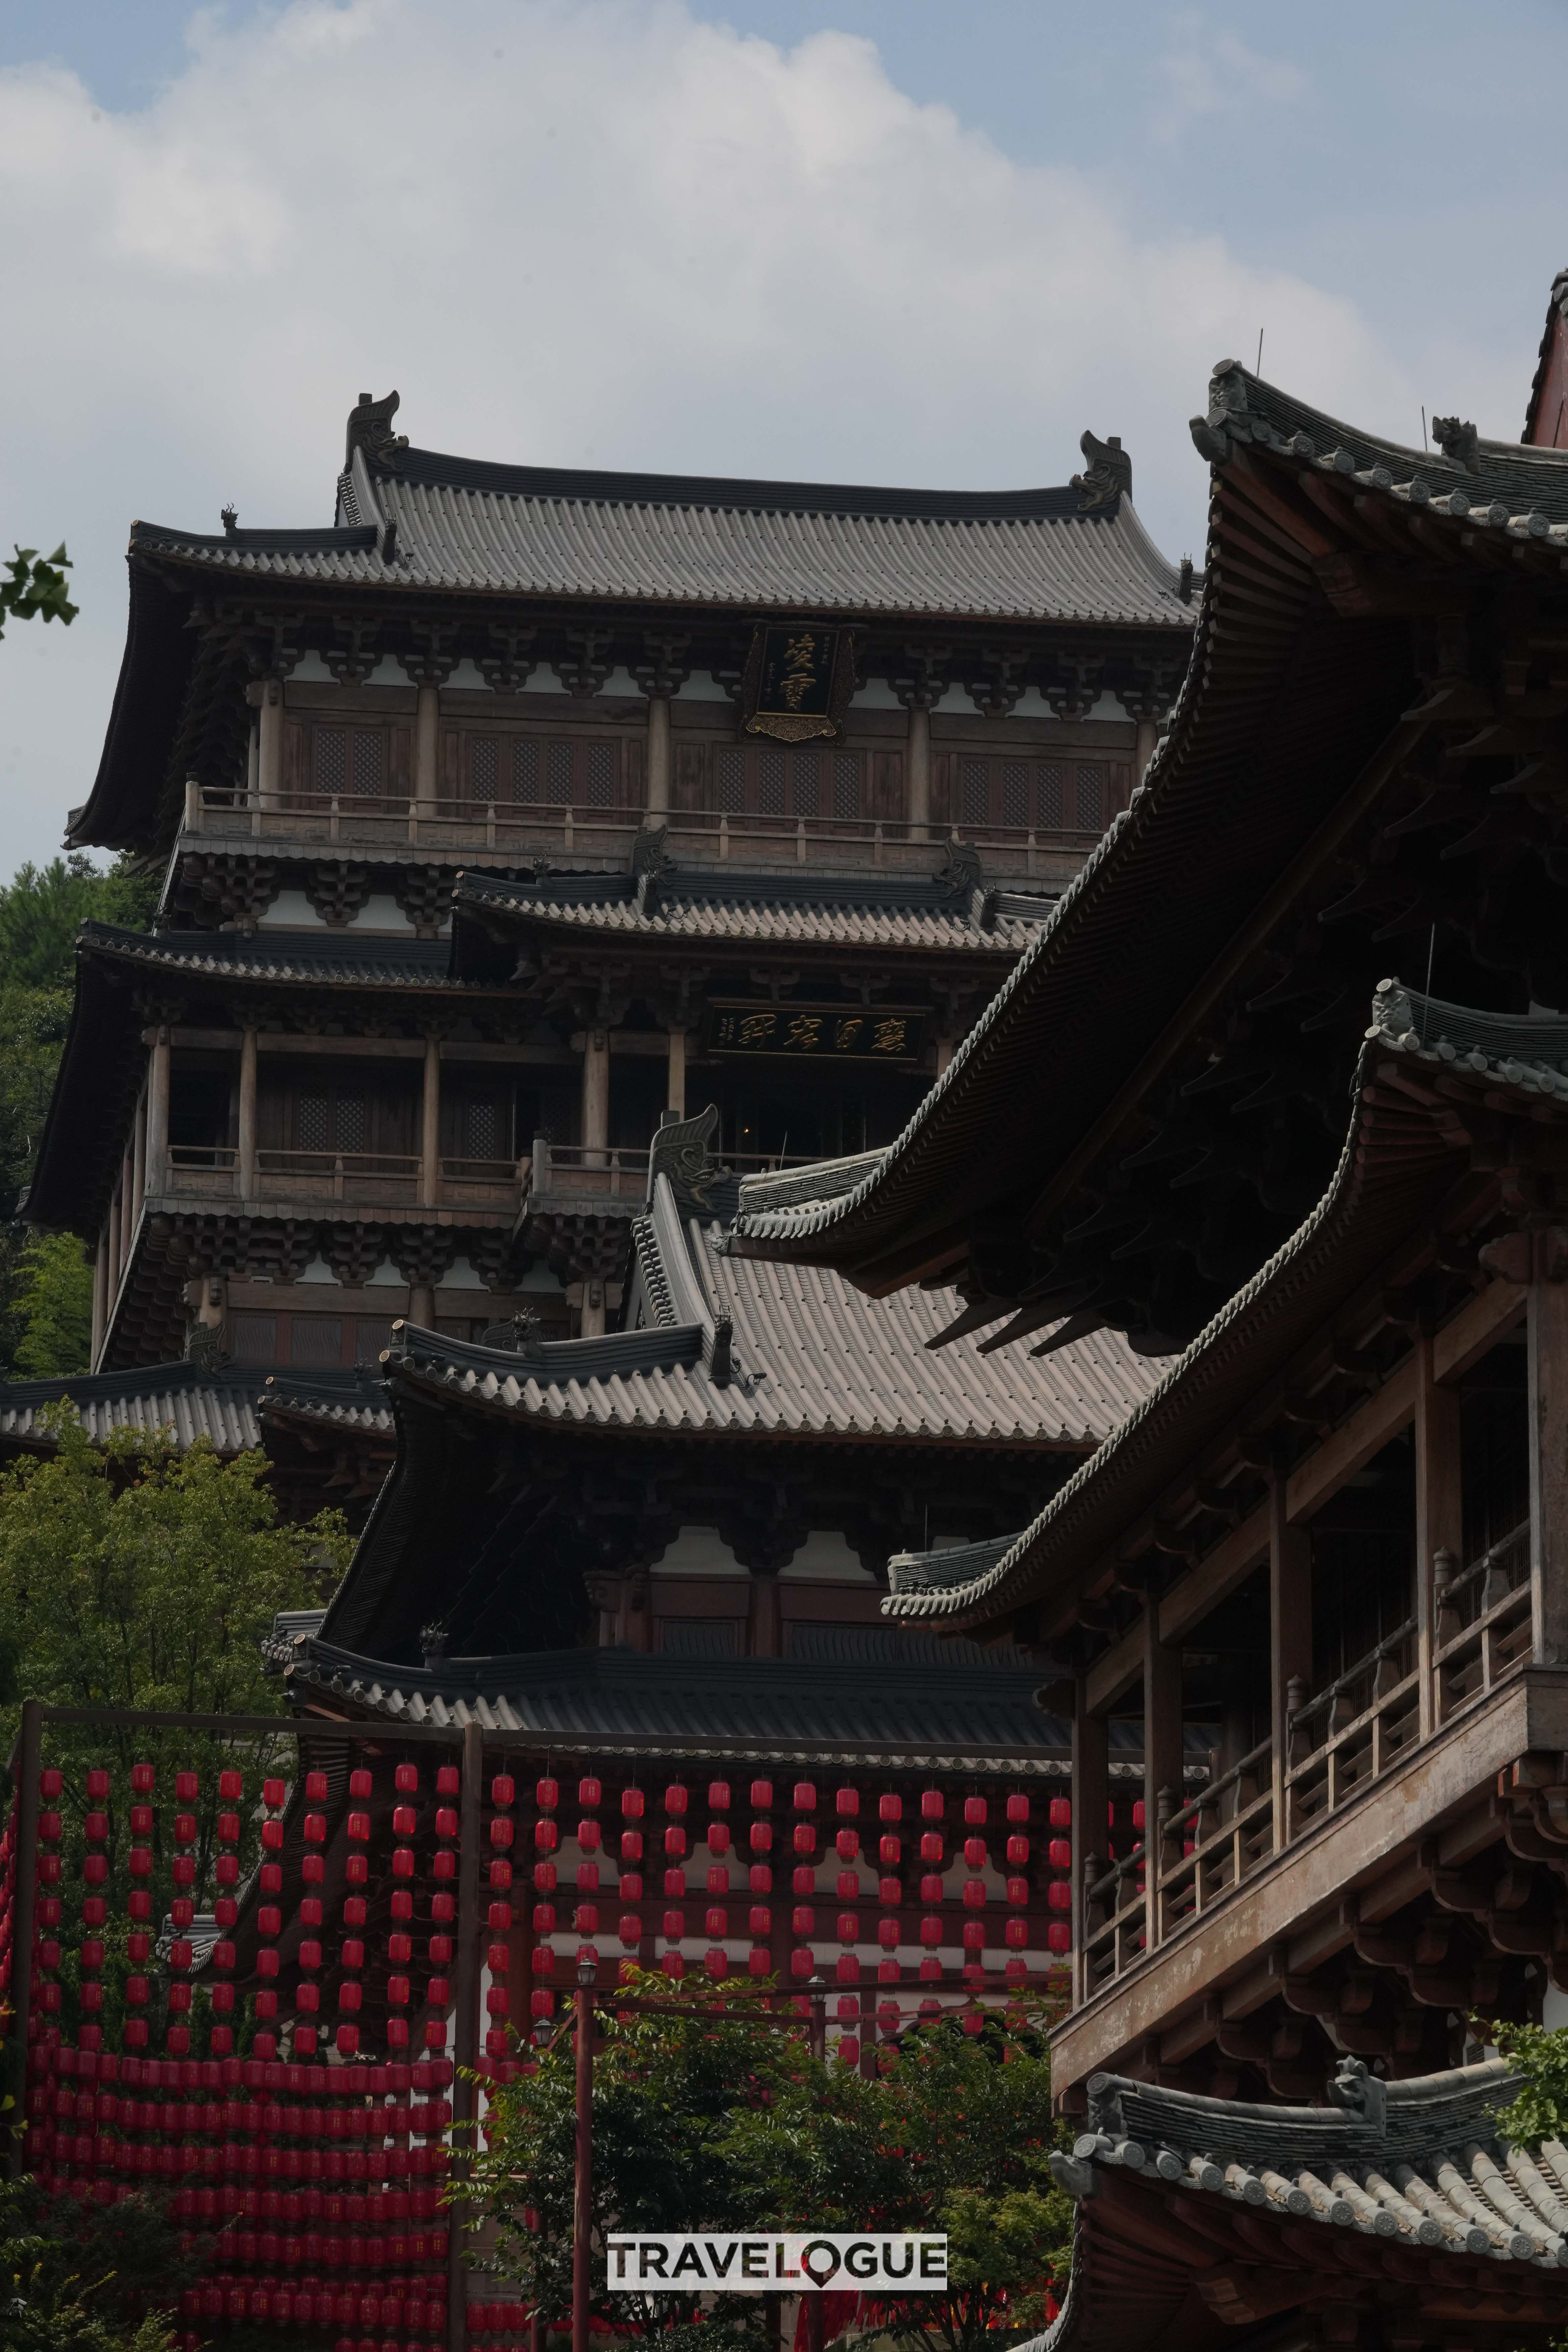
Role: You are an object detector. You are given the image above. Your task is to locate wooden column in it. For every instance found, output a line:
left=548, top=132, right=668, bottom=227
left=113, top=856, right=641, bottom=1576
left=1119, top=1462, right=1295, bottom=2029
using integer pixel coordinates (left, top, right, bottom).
left=91, top=1228, right=108, bottom=1368
left=1529, top=1247, right=1568, bottom=1663
left=645, top=696, right=671, bottom=820
left=421, top=1034, right=441, bottom=1208
left=934, top=1036, right=955, bottom=1077
left=145, top=1026, right=170, bottom=1179
left=749, top=1573, right=782, bottom=1659
left=1269, top=1474, right=1313, bottom=1854
left=237, top=1026, right=258, bottom=1200
left=1071, top=1688, right=1109, bottom=2011
left=906, top=704, right=931, bottom=842
left=1415, top=1327, right=1463, bottom=1735
left=1134, top=718, right=1159, bottom=783
left=257, top=677, right=284, bottom=810
left=246, top=714, right=260, bottom=803
left=578, top=1280, right=606, bottom=1340
left=581, top=1030, right=609, bottom=1170
left=666, top=1028, right=686, bottom=1119
left=131, top=1082, right=148, bottom=1211
left=106, top=1187, right=122, bottom=1315
left=118, top=1139, right=135, bottom=1271
left=1142, top=1591, right=1183, bottom=1949
left=415, top=684, right=441, bottom=815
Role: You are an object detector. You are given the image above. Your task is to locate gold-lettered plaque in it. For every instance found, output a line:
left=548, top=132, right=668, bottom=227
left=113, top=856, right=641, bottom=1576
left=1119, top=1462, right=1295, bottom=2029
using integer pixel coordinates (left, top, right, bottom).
left=739, top=626, right=856, bottom=743
left=707, top=1001, right=928, bottom=1061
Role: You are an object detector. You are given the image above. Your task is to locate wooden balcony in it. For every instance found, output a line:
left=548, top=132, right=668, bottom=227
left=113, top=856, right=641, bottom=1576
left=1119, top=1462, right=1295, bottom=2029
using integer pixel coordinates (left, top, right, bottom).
left=160, top=1144, right=523, bottom=1216
left=185, top=785, right=1099, bottom=884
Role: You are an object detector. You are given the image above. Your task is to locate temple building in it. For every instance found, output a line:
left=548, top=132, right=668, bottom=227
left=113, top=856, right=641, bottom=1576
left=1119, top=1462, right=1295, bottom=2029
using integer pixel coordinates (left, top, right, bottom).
left=728, top=357, right=1568, bottom=2345
left=9, top=399, right=1192, bottom=2024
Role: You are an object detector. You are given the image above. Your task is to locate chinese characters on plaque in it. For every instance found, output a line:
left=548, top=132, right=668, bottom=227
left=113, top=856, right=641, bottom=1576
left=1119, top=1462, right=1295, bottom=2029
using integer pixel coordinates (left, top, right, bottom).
left=740, top=625, right=855, bottom=743
left=707, top=1002, right=927, bottom=1061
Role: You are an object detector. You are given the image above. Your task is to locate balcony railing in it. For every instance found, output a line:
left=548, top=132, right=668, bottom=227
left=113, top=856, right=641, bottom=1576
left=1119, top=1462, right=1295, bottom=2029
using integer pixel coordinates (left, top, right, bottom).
left=1434, top=1519, right=1532, bottom=1722
left=1285, top=1617, right=1421, bottom=1838
left=1077, top=1519, right=1540, bottom=2005
left=188, top=786, right=1100, bottom=876
left=523, top=1140, right=845, bottom=1211
left=161, top=1145, right=523, bottom=1210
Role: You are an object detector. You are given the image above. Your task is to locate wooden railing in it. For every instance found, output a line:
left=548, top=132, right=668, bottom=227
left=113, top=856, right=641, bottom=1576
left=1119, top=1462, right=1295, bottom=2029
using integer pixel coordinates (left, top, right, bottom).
left=189, top=786, right=1098, bottom=876
left=1153, top=1736, right=1275, bottom=1941
left=161, top=1146, right=522, bottom=1210
left=1434, top=1520, right=1532, bottom=1723
left=1285, top=1618, right=1421, bottom=1838
left=1078, top=1521, right=1540, bottom=2004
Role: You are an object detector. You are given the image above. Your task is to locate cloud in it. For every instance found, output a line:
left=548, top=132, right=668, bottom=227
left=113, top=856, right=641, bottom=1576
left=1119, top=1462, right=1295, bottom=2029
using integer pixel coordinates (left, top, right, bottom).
left=0, top=0, right=1410, bottom=869
left=1154, top=12, right=1309, bottom=143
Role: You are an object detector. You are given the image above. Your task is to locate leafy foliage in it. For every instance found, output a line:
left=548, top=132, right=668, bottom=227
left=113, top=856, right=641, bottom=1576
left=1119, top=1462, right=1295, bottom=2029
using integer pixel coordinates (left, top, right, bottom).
left=0, top=546, right=77, bottom=642
left=10, top=1232, right=93, bottom=1376
left=1, top=2172, right=190, bottom=2349
left=1487, top=2019, right=1568, bottom=2151
left=466, top=1971, right=787, bottom=2352
left=0, top=1411, right=349, bottom=2040
left=729, top=2012, right=1071, bottom=2352
left=0, top=855, right=160, bottom=1373
left=467, top=1977, right=1071, bottom=2352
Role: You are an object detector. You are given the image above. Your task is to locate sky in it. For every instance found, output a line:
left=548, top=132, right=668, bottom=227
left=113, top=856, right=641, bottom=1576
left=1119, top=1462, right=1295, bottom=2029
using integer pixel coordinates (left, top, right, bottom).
left=1, top=0, right=1567, bottom=876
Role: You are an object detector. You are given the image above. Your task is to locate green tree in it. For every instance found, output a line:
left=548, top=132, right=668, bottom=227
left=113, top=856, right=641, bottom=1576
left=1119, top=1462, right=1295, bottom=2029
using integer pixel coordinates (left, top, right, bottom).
left=466, top=1969, right=790, bottom=2352
left=0, top=1412, right=350, bottom=2045
left=467, top=1980, right=1072, bottom=2352
left=1, top=2171, right=190, bottom=2350
left=727, top=2012, right=1071, bottom=2352
left=1486, top=2018, right=1568, bottom=2150
left=10, top=1232, right=93, bottom=1376
left=0, top=855, right=160, bottom=1375
left=0, top=546, right=77, bottom=642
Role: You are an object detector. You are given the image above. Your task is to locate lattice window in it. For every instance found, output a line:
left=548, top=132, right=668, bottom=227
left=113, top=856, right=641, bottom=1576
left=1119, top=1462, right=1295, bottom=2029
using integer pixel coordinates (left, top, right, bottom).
left=290, top=1318, right=344, bottom=1367
left=962, top=758, right=989, bottom=825
left=354, top=1317, right=396, bottom=1360
left=512, top=739, right=539, bottom=803
left=1038, top=764, right=1064, bottom=828
left=336, top=1095, right=366, bottom=1153
left=547, top=742, right=574, bottom=805
left=833, top=753, right=859, bottom=818
left=314, top=728, right=346, bottom=794
left=353, top=731, right=384, bottom=797
left=1076, top=764, right=1105, bottom=829
left=586, top=743, right=615, bottom=807
left=1001, top=761, right=1029, bottom=827
left=792, top=751, right=820, bottom=816
left=758, top=750, right=786, bottom=815
left=297, top=1096, right=329, bottom=1153
left=470, top=737, right=498, bottom=803
left=715, top=750, right=745, bottom=812
left=466, top=1100, right=499, bottom=1159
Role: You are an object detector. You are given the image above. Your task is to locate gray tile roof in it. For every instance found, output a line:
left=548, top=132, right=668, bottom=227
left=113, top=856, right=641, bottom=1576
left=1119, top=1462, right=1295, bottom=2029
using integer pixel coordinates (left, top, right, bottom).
left=880, top=981, right=1561, bottom=1630
left=1195, top=358, right=1568, bottom=535
left=0, top=1359, right=265, bottom=1452
left=132, top=443, right=1194, bottom=627
left=289, top=1637, right=1073, bottom=1766
left=1035, top=2058, right=1568, bottom=2352
left=456, top=869, right=1054, bottom=954
left=389, top=1166, right=1158, bottom=1447
left=79, top=921, right=464, bottom=990
left=0, top=1360, right=394, bottom=1457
